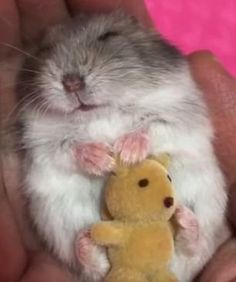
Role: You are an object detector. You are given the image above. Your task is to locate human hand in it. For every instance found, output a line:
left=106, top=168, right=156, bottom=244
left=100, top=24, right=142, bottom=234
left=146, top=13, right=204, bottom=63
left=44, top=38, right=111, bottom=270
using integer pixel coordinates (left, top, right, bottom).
left=189, top=52, right=236, bottom=282
left=1, top=1, right=236, bottom=282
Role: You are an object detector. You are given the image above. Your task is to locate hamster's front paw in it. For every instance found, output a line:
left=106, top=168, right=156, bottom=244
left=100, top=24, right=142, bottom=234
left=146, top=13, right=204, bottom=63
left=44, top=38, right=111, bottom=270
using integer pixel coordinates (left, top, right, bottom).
left=114, top=129, right=150, bottom=165
left=174, top=205, right=200, bottom=256
left=74, top=142, right=115, bottom=176
left=75, top=230, right=110, bottom=281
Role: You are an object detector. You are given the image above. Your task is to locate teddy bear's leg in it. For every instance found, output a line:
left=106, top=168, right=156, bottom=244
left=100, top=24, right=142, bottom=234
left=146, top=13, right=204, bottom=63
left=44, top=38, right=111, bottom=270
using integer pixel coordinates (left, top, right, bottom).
left=105, top=267, right=147, bottom=282
left=153, top=270, right=178, bottom=282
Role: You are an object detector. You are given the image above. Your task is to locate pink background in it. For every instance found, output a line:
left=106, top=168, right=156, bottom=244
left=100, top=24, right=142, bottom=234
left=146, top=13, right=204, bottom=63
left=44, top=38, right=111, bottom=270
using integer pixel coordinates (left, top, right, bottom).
left=145, top=0, right=236, bottom=77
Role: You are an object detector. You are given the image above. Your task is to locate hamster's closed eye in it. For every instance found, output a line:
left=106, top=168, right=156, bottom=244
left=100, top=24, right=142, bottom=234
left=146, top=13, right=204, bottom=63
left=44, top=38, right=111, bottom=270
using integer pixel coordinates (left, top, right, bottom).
left=167, top=175, right=172, bottom=182
left=98, top=31, right=119, bottom=41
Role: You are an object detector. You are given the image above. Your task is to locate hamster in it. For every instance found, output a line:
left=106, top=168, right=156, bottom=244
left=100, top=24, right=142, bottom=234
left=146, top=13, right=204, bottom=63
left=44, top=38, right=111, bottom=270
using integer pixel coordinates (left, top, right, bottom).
left=16, top=11, right=230, bottom=282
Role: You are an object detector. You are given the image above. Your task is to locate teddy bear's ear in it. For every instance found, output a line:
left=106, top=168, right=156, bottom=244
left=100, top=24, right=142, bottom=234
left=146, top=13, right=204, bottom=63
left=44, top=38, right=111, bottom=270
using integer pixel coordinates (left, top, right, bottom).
left=111, top=156, right=129, bottom=176
left=150, top=154, right=171, bottom=169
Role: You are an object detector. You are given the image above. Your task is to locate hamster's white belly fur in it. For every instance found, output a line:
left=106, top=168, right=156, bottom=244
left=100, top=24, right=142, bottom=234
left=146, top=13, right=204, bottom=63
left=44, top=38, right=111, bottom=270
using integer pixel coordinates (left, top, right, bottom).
left=26, top=164, right=104, bottom=266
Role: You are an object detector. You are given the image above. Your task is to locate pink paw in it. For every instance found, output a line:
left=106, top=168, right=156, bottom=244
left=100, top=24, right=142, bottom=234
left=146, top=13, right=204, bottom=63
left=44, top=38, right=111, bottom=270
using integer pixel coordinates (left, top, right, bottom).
left=74, top=143, right=115, bottom=176
left=174, top=205, right=200, bottom=256
left=114, top=129, right=150, bottom=165
left=75, top=230, right=109, bottom=280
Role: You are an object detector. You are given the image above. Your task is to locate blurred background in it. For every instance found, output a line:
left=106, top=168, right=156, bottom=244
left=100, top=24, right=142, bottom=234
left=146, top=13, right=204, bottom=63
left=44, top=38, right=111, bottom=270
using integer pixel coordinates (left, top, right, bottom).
left=146, top=0, right=236, bottom=77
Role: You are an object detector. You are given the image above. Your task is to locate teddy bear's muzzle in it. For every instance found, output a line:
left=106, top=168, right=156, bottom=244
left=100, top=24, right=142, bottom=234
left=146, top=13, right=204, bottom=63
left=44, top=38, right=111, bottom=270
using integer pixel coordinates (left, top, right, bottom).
left=164, top=197, right=174, bottom=208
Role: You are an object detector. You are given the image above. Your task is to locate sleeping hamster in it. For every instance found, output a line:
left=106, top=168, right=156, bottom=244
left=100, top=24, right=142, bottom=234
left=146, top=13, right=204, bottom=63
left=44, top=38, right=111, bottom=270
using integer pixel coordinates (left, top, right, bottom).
left=17, top=11, right=230, bottom=282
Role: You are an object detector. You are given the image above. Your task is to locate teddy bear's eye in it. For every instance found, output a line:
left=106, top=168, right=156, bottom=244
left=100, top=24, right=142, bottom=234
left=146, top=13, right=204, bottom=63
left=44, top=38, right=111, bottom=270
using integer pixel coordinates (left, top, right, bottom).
left=138, top=178, right=149, bottom=188
left=167, top=175, right=172, bottom=182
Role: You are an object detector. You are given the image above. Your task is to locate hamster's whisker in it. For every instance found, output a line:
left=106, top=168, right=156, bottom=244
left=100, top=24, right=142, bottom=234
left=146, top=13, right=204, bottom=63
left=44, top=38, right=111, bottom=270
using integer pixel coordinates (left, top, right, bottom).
left=1, top=43, right=42, bottom=62
left=35, top=99, right=52, bottom=120
left=19, top=68, right=55, bottom=79
left=0, top=80, right=40, bottom=90
left=0, top=65, right=38, bottom=75
left=3, top=91, right=41, bottom=125
left=0, top=15, right=36, bottom=47
left=40, top=102, right=51, bottom=119
left=34, top=101, right=45, bottom=120
left=20, top=68, right=50, bottom=76
left=1, top=95, right=43, bottom=150
left=19, top=92, right=42, bottom=112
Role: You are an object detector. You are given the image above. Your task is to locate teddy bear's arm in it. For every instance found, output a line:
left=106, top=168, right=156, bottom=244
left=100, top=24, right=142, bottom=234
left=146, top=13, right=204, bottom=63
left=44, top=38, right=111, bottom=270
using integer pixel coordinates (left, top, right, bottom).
left=91, top=221, right=126, bottom=246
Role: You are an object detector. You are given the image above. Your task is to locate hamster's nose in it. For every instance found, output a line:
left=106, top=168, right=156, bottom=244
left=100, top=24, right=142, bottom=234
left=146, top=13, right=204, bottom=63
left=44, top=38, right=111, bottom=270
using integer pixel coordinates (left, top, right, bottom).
left=62, top=74, right=85, bottom=93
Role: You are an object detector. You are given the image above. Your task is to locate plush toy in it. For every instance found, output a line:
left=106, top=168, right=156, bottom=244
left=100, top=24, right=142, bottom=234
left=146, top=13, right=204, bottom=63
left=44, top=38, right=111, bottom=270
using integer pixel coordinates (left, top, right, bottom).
left=90, top=155, right=178, bottom=282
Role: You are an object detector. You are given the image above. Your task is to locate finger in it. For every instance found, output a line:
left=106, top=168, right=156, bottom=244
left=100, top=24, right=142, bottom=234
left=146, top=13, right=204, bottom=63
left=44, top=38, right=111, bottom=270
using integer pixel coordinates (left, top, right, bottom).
left=21, top=252, right=76, bottom=282
left=188, top=51, right=236, bottom=185
left=0, top=173, right=27, bottom=282
left=67, top=0, right=153, bottom=27
left=0, top=0, right=21, bottom=56
left=16, top=0, right=69, bottom=43
left=199, top=239, right=236, bottom=282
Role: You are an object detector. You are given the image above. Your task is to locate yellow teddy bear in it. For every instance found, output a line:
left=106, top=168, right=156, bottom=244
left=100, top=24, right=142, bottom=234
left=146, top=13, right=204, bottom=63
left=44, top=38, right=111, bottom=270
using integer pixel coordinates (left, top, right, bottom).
left=90, top=155, right=178, bottom=282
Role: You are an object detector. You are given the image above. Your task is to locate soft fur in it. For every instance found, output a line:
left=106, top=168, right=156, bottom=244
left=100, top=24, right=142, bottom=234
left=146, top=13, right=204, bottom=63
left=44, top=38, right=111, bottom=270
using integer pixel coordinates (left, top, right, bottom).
left=17, top=11, right=230, bottom=282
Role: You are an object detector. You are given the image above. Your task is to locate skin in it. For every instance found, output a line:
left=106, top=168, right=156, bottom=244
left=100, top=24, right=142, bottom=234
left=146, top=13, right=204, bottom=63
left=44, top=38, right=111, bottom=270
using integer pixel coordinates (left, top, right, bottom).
left=0, top=0, right=235, bottom=281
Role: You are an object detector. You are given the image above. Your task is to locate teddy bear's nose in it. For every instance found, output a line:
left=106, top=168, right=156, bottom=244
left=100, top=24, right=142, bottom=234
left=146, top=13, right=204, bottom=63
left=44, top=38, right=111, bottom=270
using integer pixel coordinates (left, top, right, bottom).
left=164, top=197, right=174, bottom=208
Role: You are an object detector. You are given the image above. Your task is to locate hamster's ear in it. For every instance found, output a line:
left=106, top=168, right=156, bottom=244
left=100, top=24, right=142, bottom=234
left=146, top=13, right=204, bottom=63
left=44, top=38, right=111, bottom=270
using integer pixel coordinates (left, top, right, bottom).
left=109, top=9, right=142, bottom=30
left=111, top=9, right=137, bottom=22
left=150, top=154, right=171, bottom=169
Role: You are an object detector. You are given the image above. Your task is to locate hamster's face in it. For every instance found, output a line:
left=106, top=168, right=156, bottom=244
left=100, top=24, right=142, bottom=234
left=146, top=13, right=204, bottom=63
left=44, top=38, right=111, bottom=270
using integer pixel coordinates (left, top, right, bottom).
left=22, top=12, right=182, bottom=115
left=106, top=160, right=176, bottom=221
